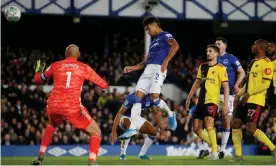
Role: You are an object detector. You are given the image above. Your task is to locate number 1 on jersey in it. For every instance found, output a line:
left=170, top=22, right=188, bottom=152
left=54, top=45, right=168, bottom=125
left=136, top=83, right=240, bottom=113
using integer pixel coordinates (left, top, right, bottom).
left=66, top=72, right=72, bottom=88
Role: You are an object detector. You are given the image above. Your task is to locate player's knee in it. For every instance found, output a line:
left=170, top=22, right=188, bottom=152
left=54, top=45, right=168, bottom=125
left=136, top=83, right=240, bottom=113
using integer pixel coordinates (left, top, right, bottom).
left=246, top=122, right=257, bottom=135
left=204, top=116, right=214, bottom=128
left=231, top=118, right=242, bottom=129
left=122, top=118, right=131, bottom=129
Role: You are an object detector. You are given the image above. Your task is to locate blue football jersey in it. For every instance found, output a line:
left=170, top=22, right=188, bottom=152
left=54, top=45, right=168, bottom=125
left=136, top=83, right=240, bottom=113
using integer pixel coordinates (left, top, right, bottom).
left=218, top=52, right=242, bottom=95
left=122, top=93, right=152, bottom=117
left=146, top=31, right=174, bottom=65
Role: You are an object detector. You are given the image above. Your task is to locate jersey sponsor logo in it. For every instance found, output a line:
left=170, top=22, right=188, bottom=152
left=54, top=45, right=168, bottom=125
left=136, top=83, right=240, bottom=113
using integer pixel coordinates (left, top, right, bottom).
left=265, top=68, right=272, bottom=75
left=165, top=34, right=173, bottom=38
left=149, top=42, right=159, bottom=49
left=62, top=64, right=79, bottom=69
left=223, top=59, right=228, bottom=64
left=235, top=61, right=241, bottom=66
left=123, top=99, right=129, bottom=106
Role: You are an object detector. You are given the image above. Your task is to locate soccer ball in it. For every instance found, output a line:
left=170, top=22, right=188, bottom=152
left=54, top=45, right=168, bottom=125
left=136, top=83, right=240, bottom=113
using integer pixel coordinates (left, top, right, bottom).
left=4, top=6, right=21, bottom=22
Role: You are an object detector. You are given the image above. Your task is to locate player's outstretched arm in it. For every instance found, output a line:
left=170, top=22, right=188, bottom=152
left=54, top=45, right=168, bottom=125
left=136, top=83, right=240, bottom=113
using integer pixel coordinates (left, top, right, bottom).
left=33, top=60, right=52, bottom=84
left=85, top=65, right=108, bottom=89
left=110, top=106, right=127, bottom=143
left=124, top=55, right=148, bottom=73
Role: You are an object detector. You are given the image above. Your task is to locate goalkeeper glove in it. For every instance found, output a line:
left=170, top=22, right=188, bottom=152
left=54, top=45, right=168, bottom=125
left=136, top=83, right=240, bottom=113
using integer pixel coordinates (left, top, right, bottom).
left=34, top=60, right=46, bottom=73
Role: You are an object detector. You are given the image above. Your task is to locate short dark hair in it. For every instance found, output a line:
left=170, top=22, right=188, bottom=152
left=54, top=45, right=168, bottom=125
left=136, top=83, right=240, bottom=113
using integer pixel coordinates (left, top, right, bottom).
left=255, top=39, right=268, bottom=51
left=269, top=41, right=276, bottom=46
left=143, top=16, right=160, bottom=27
left=207, top=44, right=220, bottom=53
left=216, top=37, right=228, bottom=45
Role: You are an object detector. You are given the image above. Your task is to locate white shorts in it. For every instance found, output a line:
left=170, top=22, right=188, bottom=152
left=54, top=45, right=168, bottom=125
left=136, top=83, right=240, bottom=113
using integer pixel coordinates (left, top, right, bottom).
left=136, top=64, right=167, bottom=94
left=219, top=94, right=235, bottom=116
left=119, top=116, right=146, bottom=131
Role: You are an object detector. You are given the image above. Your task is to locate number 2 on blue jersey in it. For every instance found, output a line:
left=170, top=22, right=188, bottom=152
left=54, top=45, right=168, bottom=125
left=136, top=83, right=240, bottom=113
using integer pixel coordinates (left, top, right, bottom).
left=156, top=73, right=159, bottom=80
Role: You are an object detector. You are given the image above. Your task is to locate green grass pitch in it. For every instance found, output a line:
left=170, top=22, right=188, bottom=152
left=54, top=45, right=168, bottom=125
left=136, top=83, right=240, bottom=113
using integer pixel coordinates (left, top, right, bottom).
left=1, top=156, right=275, bottom=165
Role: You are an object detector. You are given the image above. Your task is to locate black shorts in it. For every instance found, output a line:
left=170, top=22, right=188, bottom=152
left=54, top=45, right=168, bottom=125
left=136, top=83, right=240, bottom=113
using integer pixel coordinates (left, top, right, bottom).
left=193, top=103, right=218, bottom=120
left=234, top=103, right=263, bottom=123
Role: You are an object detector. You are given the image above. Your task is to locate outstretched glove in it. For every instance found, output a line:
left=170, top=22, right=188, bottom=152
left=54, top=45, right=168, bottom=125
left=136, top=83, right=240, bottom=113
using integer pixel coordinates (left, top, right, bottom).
left=34, top=60, right=46, bottom=73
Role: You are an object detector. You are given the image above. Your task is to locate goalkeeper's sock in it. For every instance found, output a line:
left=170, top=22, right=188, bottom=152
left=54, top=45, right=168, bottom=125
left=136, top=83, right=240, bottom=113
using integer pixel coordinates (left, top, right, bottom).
left=39, top=125, right=55, bottom=155
left=89, top=135, right=101, bottom=161
left=121, top=138, right=131, bottom=155
left=207, top=127, right=218, bottom=153
left=197, top=129, right=211, bottom=145
left=273, top=118, right=276, bottom=133
left=253, top=129, right=275, bottom=151
left=139, top=136, right=156, bottom=156
left=232, top=129, right=243, bottom=156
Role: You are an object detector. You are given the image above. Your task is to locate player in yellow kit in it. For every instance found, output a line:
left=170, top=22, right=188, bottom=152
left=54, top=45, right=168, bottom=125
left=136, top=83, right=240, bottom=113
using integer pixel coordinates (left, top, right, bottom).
left=267, top=41, right=276, bottom=133
left=231, top=39, right=276, bottom=162
left=186, top=44, right=229, bottom=160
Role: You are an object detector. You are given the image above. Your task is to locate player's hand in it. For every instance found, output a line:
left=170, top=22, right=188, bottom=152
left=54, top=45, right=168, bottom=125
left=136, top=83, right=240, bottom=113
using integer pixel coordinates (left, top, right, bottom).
left=234, top=96, right=240, bottom=109
left=185, top=98, right=191, bottom=110
left=124, top=66, right=135, bottom=73
left=234, top=84, right=240, bottom=94
left=161, top=61, right=168, bottom=73
left=110, top=131, right=118, bottom=144
left=34, top=60, right=46, bottom=73
left=184, top=125, right=189, bottom=132
left=242, top=93, right=249, bottom=105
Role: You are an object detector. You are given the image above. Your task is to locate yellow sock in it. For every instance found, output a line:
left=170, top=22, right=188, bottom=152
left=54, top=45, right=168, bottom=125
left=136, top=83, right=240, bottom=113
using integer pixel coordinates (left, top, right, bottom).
left=253, top=129, right=275, bottom=151
left=273, top=118, right=276, bottom=133
left=207, top=127, right=217, bottom=153
left=232, top=129, right=243, bottom=156
left=198, top=129, right=211, bottom=145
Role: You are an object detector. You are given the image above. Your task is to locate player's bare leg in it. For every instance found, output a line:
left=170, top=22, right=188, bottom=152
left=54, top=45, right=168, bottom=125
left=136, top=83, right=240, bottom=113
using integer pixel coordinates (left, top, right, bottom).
left=192, top=119, right=210, bottom=159
left=85, top=120, right=101, bottom=165
left=205, top=116, right=218, bottom=160
left=219, top=114, right=232, bottom=159
left=119, top=91, right=146, bottom=139
left=230, top=118, right=243, bottom=161
left=246, top=122, right=276, bottom=163
left=120, top=117, right=157, bottom=160
left=31, top=120, right=58, bottom=165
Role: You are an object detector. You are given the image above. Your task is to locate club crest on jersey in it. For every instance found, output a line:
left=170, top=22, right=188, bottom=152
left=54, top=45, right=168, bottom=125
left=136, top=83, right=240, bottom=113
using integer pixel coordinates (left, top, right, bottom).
left=123, top=100, right=129, bottom=106
left=223, top=59, right=228, bottom=64
left=255, top=64, right=259, bottom=68
left=265, top=68, right=272, bottom=75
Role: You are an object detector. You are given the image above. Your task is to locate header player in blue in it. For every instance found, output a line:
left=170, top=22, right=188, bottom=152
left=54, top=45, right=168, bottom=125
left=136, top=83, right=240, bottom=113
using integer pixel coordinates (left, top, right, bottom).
left=121, top=16, right=179, bottom=139
left=110, top=92, right=177, bottom=160
left=215, top=37, right=245, bottom=159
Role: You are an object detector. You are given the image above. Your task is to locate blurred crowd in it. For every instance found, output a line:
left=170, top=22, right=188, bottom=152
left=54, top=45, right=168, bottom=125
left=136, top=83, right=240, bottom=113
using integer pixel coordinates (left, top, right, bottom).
left=1, top=34, right=276, bottom=151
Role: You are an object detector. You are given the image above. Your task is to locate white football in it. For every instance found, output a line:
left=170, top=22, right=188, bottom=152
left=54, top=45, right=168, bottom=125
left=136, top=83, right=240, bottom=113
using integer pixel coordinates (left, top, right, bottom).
left=4, top=6, right=21, bottom=22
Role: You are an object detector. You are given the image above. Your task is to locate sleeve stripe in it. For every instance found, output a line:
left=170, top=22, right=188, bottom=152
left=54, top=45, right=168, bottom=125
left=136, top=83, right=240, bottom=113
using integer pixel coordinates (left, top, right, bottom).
left=221, top=81, right=229, bottom=83
left=40, top=73, right=47, bottom=80
left=196, top=78, right=201, bottom=80
left=122, top=105, right=128, bottom=109
left=263, top=78, right=272, bottom=81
